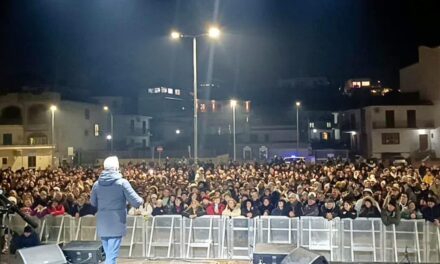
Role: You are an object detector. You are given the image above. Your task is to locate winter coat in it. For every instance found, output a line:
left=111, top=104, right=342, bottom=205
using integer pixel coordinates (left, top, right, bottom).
left=152, top=206, right=166, bottom=216
left=241, top=206, right=260, bottom=218
left=206, top=203, right=225, bottom=216
left=271, top=207, right=289, bottom=217
left=320, top=205, right=340, bottom=219
left=91, top=169, right=143, bottom=237
left=421, top=205, right=440, bottom=222
left=182, top=206, right=206, bottom=218
left=70, top=203, right=97, bottom=217
left=381, top=207, right=401, bottom=226
left=302, top=203, right=320, bottom=216
left=339, top=208, right=357, bottom=219
left=222, top=207, right=241, bottom=217
left=359, top=206, right=381, bottom=218
left=48, top=205, right=65, bottom=216
left=287, top=201, right=303, bottom=217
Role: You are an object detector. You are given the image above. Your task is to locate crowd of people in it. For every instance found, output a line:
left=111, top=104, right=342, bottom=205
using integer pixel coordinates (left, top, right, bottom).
left=1, top=158, right=440, bottom=229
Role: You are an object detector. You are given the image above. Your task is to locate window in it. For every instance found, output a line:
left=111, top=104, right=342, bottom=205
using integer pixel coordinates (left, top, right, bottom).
left=154, top=88, right=161, bottom=93
left=161, top=87, right=167, bottom=93
left=200, top=104, right=207, bottom=112
left=28, top=156, right=36, bottom=168
left=142, top=121, right=147, bottom=134
left=385, top=110, right=395, bottom=128
left=361, top=81, right=370, bottom=86
left=130, top=120, right=135, bottom=133
left=84, top=130, right=89, bottom=137
left=167, top=88, right=173, bottom=94
left=2, top=157, right=7, bottom=165
left=84, top=109, right=90, bottom=120
left=352, top=81, right=361, bottom=88
left=175, top=89, right=181, bottom=96
left=3, top=134, right=12, bottom=145
left=326, top=122, right=332, bottom=128
left=94, top=124, right=100, bottom=136
left=309, top=122, right=315, bottom=128
left=382, top=133, right=400, bottom=145
left=28, top=134, right=48, bottom=145
left=322, top=132, right=329, bottom=141
left=148, top=88, right=154, bottom=94
left=407, top=110, right=416, bottom=128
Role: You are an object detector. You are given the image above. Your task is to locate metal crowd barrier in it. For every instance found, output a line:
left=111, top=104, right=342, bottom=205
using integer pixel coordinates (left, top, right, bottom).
left=6, top=214, right=440, bottom=262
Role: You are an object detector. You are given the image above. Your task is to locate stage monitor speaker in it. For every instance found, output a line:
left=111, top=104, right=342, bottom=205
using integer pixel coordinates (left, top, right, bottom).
left=281, top=247, right=328, bottom=264
left=252, top=243, right=296, bottom=264
left=62, top=240, right=105, bottom=264
left=16, top=244, right=67, bottom=264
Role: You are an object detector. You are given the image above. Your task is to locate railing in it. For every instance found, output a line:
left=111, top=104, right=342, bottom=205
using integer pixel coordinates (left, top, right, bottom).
left=6, top=214, right=440, bottom=263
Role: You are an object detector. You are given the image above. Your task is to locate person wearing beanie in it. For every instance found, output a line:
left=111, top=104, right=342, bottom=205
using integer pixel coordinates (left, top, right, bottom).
left=421, top=198, right=440, bottom=224
left=91, top=156, right=144, bottom=264
left=10, top=226, right=40, bottom=254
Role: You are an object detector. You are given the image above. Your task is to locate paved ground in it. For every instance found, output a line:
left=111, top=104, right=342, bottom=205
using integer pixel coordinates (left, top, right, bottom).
left=119, top=259, right=248, bottom=264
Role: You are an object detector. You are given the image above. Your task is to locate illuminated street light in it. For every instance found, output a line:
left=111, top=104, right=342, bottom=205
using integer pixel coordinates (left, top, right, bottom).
left=176, top=129, right=181, bottom=135
left=50, top=104, right=57, bottom=167
left=170, top=26, right=222, bottom=162
left=313, top=129, right=318, bottom=133
left=50, top=105, right=57, bottom=112
left=170, top=31, right=181, bottom=39
left=106, top=135, right=112, bottom=140
left=103, top=106, right=114, bottom=153
left=295, top=101, right=301, bottom=154
left=208, top=27, right=221, bottom=39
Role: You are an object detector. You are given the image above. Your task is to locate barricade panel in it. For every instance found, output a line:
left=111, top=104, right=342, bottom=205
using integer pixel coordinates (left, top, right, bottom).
left=229, top=217, right=254, bottom=259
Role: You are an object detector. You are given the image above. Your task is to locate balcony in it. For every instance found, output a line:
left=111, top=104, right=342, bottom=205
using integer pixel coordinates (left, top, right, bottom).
left=372, top=120, right=435, bottom=129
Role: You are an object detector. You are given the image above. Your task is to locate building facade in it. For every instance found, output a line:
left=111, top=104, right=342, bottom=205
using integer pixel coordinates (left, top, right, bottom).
left=0, top=92, right=109, bottom=168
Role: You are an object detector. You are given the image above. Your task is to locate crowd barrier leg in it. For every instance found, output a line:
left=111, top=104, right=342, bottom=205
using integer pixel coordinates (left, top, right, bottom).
left=414, top=221, right=421, bottom=262
left=392, top=224, right=398, bottom=262
left=128, top=216, right=137, bottom=257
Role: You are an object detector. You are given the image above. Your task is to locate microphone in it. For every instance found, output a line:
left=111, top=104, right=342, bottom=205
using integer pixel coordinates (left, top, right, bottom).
left=0, top=190, right=39, bottom=229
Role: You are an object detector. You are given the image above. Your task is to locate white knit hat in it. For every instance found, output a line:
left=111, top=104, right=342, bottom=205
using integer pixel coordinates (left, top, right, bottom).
left=103, top=156, right=119, bottom=170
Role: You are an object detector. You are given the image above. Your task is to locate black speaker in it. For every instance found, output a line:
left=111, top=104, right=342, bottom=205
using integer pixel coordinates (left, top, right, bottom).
left=281, top=247, right=328, bottom=264
left=16, top=244, right=67, bottom=264
left=62, top=240, right=105, bottom=264
left=253, top=243, right=296, bottom=264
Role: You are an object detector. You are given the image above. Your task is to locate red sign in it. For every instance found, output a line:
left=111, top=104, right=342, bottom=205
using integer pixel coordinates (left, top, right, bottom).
left=156, top=146, right=164, bottom=152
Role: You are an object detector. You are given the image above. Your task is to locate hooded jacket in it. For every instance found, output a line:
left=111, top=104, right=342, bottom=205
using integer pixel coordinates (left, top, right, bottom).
left=91, top=169, right=143, bottom=237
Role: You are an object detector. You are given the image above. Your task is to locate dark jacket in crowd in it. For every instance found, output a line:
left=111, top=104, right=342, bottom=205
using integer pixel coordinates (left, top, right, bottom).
left=271, top=206, right=289, bottom=217
left=421, top=205, right=440, bottom=222
left=11, top=232, right=40, bottom=253
left=287, top=201, right=303, bottom=217
left=170, top=205, right=186, bottom=215
left=241, top=206, right=260, bottom=218
left=182, top=206, right=206, bottom=218
left=381, top=207, right=401, bottom=226
left=70, top=203, right=97, bottom=217
left=359, top=206, right=381, bottom=218
left=320, top=205, right=340, bottom=219
left=339, top=208, right=357, bottom=219
left=152, top=206, right=166, bottom=216
left=302, top=202, right=320, bottom=216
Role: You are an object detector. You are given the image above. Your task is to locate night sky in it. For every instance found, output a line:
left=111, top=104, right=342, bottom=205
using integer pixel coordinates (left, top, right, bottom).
left=0, top=0, right=439, bottom=107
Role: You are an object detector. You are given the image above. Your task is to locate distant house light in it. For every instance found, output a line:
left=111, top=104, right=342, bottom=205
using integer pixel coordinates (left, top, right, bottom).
left=161, top=87, right=167, bottom=93
left=154, top=88, right=161, bottom=93
left=309, top=122, right=315, bottom=128
left=175, top=89, right=181, bottom=96
left=148, top=88, right=154, bottom=94
left=361, top=81, right=370, bottom=86
left=167, top=88, right=173, bottom=94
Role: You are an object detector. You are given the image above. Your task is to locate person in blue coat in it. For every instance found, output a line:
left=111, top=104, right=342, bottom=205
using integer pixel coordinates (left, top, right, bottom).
left=91, top=156, right=143, bottom=264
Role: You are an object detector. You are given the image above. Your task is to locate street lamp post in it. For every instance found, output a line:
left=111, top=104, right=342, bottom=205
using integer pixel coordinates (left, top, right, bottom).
left=171, top=26, right=221, bottom=163
left=50, top=105, right=57, bottom=167
left=295, top=101, right=301, bottom=155
left=230, top=100, right=237, bottom=161
left=103, top=106, right=114, bottom=153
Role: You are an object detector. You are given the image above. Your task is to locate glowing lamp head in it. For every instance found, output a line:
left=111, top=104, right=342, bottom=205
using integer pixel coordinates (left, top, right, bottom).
left=103, top=106, right=109, bottom=111
left=106, top=135, right=112, bottom=140
left=208, top=27, right=221, bottom=39
left=171, top=31, right=181, bottom=39
left=50, top=105, right=57, bottom=111
left=295, top=101, right=301, bottom=107
left=175, top=129, right=181, bottom=135
left=230, top=100, right=237, bottom=108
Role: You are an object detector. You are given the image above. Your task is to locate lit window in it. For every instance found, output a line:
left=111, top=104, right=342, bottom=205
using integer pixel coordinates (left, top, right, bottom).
left=168, top=88, right=173, bottom=94
left=211, top=100, right=216, bottom=111
left=154, top=88, right=161, bottom=93
left=361, top=81, right=370, bottom=86
left=200, top=104, right=207, bottom=112
left=382, top=133, right=400, bottom=145
left=245, top=101, right=251, bottom=112
left=352, top=81, right=361, bottom=88
left=326, top=122, right=331, bottom=128
left=309, top=122, right=315, bottom=128
left=148, top=88, right=154, bottom=94
left=175, top=89, right=181, bottom=95
left=322, top=132, right=329, bottom=140
left=161, top=87, right=167, bottom=93
left=94, top=124, right=100, bottom=137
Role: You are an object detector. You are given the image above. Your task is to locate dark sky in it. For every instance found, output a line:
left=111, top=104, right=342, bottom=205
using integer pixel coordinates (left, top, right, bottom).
left=0, top=0, right=439, bottom=104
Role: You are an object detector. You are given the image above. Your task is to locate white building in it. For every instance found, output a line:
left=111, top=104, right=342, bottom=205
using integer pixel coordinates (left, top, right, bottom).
left=400, top=46, right=440, bottom=103
left=0, top=92, right=109, bottom=169
left=341, top=105, right=437, bottom=159
left=113, top=115, right=152, bottom=149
